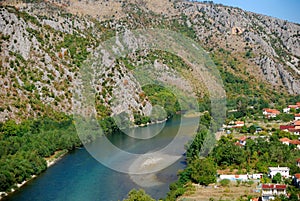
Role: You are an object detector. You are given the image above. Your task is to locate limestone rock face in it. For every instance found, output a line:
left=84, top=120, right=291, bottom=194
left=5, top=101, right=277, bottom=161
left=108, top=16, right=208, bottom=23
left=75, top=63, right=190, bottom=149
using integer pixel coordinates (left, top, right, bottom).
left=0, top=0, right=300, bottom=122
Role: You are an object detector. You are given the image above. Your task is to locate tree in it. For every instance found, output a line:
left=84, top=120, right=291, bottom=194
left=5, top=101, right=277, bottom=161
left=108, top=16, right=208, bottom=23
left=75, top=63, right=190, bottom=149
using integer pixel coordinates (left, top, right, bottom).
left=248, top=125, right=257, bottom=134
left=123, top=189, right=155, bottom=201
left=272, top=173, right=282, bottom=184
left=189, top=158, right=217, bottom=186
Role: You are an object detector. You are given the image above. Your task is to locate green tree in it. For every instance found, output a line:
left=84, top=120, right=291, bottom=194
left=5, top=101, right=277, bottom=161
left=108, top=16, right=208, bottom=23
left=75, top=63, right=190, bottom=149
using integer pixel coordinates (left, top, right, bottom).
left=248, top=125, right=257, bottom=134
left=123, top=189, right=155, bottom=201
left=272, top=173, right=282, bottom=184
left=219, top=179, right=230, bottom=187
left=189, top=158, right=217, bottom=186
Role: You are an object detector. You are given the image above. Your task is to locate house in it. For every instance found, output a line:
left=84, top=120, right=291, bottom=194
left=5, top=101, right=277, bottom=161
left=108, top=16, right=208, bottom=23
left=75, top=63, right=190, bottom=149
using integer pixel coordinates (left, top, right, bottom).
left=283, top=108, right=290, bottom=113
left=268, top=167, right=290, bottom=178
left=288, top=105, right=299, bottom=110
left=279, top=125, right=294, bottom=131
left=252, top=173, right=263, bottom=180
left=254, top=125, right=262, bottom=133
left=294, top=121, right=300, bottom=127
left=234, top=121, right=245, bottom=128
left=279, top=137, right=291, bottom=145
left=219, top=174, right=249, bottom=181
left=295, top=114, right=300, bottom=121
left=289, top=139, right=300, bottom=149
left=292, top=173, right=300, bottom=188
left=224, top=121, right=245, bottom=129
left=238, top=136, right=247, bottom=146
left=261, top=184, right=287, bottom=201
left=289, top=128, right=300, bottom=135
left=263, top=108, right=280, bottom=118
left=279, top=121, right=300, bottom=135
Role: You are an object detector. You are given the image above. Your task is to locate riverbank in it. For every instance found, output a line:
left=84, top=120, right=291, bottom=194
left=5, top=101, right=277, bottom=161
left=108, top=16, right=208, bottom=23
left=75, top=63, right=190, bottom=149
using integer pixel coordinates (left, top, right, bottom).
left=0, top=150, right=68, bottom=200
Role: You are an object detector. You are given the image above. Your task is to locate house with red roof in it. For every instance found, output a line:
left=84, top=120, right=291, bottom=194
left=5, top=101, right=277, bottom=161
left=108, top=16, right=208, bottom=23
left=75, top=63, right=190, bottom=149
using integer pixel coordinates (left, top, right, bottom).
left=288, top=105, right=299, bottom=110
left=261, top=184, right=287, bottom=201
left=279, top=138, right=291, bottom=145
left=292, top=173, right=300, bottom=188
left=263, top=108, right=280, bottom=118
left=234, top=121, right=245, bottom=128
left=279, top=120, right=300, bottom=135
left=294, top=121, right=300, bottom=127
left=235, top=136, right=247, bottom=146
left=279, top=138, right=300, bottom=149
left=290, top=140, right=300, bottom=149
left=279, top=125, right=294, bottom=131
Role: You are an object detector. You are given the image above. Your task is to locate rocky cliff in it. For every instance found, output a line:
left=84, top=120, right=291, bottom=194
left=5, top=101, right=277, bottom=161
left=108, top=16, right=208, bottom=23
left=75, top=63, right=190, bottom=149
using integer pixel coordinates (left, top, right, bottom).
left=0, top=0, right=299, bottom=122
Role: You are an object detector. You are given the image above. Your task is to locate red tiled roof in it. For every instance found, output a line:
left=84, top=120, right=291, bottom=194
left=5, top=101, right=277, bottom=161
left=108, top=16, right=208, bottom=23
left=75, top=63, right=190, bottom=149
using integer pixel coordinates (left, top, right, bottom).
left=239, top=136, right=247, bottom=141
left=280, top=125, right=294, bottom=130
left=288, top=128, right=300, bottom=132
left=297, top=102, right=300, bottom=106
left=262, top=184, right=286, bottom=189
left=290, top=140, right=300, bottom=145
left=295, top=121, right=300, bottom=126
left=235, top=121, right=244, bottom=125
left=294, top=173, right=300, bottom=179
left=297, top=158, right=300, bottom=162
left=295, top=114, right=300, bottom=117
left=289, top=105, right=299, bottom=109
left=263, top=108, right=280, bottom=114
left=279, top=137, right=290, bottom=142
left=235, top=142, right=244, bottom=147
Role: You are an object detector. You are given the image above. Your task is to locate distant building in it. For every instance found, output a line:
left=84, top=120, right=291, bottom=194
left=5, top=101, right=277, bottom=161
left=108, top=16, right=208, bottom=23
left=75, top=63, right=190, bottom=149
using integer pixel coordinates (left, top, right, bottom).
left=289, top=105, right=299, bottom=110
left=279, top=125, right=294, bottom=132
left=268, top=167, right=290, bottom=179
left=279, top=138, right=291, bottom=145
left=289, top=140, right=300, bottom=149
left=219, top=174, right=248, bottom=181
left=294, top=121, right=300, bottom=127
left=237, top=136, right=247, bottom=146
left=263, top=108, right=280, bottom=118
left=295, top=114, right=300, bottom=121
left=261, top=184, right=287, bottom=201
left=234, top=121, right=245, bottom=128
left=292, top=173, right=300, bottom=188
left=283, top=108, right=290, bottom=113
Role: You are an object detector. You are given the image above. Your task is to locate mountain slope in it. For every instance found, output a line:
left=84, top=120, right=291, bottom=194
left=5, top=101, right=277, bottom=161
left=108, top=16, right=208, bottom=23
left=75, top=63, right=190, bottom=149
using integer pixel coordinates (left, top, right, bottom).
left=0, top=0, right=300, bottom=122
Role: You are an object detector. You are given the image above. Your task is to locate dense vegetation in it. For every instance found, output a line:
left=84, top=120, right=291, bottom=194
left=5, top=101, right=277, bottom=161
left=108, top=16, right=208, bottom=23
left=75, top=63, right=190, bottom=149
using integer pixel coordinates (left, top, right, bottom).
left=0, top=113, right=82, bottom=191
left=212, top=135, right=300, bottom=174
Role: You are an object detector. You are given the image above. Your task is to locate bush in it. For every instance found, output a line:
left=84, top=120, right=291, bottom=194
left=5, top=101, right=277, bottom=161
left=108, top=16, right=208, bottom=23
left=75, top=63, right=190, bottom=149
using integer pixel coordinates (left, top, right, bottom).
left=220, top=179, right=230, bottom=187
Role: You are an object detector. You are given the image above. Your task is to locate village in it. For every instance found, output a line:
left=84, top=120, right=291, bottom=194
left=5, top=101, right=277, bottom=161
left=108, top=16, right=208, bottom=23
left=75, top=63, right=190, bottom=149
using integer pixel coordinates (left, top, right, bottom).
left=212, top=102, right=300, bottom=201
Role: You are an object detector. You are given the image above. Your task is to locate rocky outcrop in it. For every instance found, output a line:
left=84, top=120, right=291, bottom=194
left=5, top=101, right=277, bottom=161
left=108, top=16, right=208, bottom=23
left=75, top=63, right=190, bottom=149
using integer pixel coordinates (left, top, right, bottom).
left=0, top=0, right=299, bottom=121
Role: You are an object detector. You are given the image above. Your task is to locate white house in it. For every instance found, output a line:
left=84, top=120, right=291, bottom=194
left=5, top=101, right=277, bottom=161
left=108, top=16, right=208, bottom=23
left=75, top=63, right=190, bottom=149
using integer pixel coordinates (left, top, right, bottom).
left=262, top=184, right=287, bottom=201
left=268, top=167, right=290, bottom=179
left=295, top=114, right=300, bottom=121
left=252, top=173, right=263, bottom=180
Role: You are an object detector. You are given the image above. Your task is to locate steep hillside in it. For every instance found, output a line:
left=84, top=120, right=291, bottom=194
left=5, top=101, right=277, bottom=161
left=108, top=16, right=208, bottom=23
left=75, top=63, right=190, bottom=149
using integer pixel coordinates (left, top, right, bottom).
left=0, top=0, right=300, bottom=122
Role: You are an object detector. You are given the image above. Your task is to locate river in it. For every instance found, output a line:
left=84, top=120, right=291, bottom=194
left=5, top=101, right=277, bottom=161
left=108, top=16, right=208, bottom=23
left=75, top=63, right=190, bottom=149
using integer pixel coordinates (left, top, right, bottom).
left=4, top=116, right=199, bottom=201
